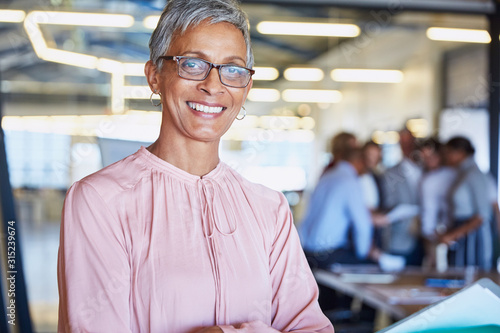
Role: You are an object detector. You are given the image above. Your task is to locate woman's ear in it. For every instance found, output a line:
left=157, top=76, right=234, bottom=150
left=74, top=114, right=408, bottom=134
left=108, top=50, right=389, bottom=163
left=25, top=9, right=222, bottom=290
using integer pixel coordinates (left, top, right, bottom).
left=145, top=60, right=160, bottom=92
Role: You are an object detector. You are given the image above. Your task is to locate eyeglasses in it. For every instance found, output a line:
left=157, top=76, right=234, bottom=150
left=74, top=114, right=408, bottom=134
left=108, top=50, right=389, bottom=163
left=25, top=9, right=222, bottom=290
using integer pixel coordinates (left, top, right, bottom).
left=159, top=56, right=255, bottom=88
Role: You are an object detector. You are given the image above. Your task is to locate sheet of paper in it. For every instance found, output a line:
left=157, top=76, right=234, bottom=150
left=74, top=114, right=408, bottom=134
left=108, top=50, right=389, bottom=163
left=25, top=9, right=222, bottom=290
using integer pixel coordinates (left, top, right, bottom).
left=386, top=204, right=420, bottom=223
left=339, top=273, right=396, bottom=284
left=382, top=283, right=500, bottom=333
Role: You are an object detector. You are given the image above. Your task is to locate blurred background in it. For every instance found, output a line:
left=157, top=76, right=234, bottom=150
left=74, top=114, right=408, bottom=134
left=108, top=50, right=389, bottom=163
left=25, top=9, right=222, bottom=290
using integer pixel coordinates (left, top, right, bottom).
left=0, top=0, right=499, bottom=332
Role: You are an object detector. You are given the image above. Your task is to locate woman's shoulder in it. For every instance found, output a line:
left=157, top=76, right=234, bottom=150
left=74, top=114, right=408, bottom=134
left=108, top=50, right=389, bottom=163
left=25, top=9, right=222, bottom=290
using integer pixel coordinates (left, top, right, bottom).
left=72, top=149, right=148, bottom=200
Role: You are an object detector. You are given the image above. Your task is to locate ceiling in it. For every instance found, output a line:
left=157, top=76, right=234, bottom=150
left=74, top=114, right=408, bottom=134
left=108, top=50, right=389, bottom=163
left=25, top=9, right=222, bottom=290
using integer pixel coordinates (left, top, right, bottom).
left=0, top=0, right=493, bottom=114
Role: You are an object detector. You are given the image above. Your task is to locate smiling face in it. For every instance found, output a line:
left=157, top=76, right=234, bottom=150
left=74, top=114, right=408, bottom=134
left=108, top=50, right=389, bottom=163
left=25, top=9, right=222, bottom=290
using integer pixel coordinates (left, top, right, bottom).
left=146, top=21, right=252, bottom=145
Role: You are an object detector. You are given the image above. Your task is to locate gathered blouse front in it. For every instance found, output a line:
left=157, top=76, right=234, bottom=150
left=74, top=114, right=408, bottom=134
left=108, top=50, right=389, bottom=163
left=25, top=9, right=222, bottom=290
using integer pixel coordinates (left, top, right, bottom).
left=58, top=147, right=332, bottom=333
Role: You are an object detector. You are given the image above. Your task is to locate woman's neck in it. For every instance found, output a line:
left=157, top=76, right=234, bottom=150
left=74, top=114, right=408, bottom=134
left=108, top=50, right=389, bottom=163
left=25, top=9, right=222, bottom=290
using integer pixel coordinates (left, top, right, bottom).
left=147, top=136, right=220, bottom=177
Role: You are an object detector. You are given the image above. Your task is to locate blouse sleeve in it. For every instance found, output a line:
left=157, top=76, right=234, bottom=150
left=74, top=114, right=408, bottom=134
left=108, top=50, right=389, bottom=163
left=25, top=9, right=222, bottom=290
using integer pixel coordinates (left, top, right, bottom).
left=58, top=181, right=132, bottom=333
left=220, top=193, right=334, bottom=333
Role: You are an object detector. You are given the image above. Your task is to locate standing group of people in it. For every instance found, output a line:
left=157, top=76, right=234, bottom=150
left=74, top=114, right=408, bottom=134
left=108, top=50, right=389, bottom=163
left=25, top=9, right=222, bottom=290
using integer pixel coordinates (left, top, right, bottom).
left=299, top=129, right=499, bottom=272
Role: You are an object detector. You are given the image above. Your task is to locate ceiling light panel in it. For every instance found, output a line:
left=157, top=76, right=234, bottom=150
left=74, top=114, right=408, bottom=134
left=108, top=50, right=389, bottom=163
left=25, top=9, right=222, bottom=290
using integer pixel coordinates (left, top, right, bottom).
left=143, top=15, right=159, bottom=29
left=257, top=21, right=360, bottom=37
left=248, top=88, right=281, bottom=102
left=39, top=11, right=135, bottom=28
left=284, top=68, right=324, bottom=81
left=426, top=27, right=491, bottom=43
left=253, top=67, right=279, bottom=81
left=282, top=89, right=342, bottom=103
left=0, top=10, right=26, bottom=23
left=331, top=69, right=403, bottom=83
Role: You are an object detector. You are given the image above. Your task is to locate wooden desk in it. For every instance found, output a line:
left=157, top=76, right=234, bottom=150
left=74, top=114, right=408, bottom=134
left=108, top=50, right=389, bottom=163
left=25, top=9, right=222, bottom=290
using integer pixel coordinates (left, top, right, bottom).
left=314, top=265, right=500, bottom=322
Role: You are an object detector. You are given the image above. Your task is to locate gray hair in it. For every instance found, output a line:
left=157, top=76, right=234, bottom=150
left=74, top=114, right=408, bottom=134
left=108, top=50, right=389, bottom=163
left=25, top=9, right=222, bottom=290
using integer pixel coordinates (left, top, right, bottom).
left=149, top=0, right=254, bottom=69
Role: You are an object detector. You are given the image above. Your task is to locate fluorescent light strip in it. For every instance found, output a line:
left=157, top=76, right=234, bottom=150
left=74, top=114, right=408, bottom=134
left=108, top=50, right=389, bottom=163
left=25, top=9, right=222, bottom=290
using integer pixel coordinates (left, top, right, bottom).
left=331, top=69, right=403, bottom=83
left=97, top=58, right=124, bottom=73
left=143, top=15, right=160, bottom=29
left=247, top=88, right=280, bottom=102
left=24, top=11, right=137, bottom=72
left=33, top=11, right=135, bottom=28
left=257, top=21, right=360, bottom=37
left=88, top=59, right=145, bottom=76
left=22, top=10, right=147, bottom=115
left=1, top=115, right=161, bottom=142
left=372, top=130, right=401, bottom=145
left=426, top=27, right=491, bottom=44
left=0, top=10, right=26, bottom=23
left=253, top=67, right=279, bottom=81
left=123, top=63, right=145, bottom=76
left=282, top=89, right=342, bottom=103
left=42, top=49, right=98, bottom=69
left=284, top=68, right=324, bottom=81
left=406, top=118, right=429, bottom=138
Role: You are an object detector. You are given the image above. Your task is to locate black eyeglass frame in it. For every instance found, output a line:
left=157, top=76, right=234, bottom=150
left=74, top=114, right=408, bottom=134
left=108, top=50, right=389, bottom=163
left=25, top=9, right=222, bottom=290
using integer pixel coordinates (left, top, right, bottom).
left=159, top=56, right=255, bottom=88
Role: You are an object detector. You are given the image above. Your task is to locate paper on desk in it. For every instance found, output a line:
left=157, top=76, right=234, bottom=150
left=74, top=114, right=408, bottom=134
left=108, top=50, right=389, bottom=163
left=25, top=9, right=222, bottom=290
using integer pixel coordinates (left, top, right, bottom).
left=367, top=285, right=447, bottom=305
left=339, top=273, right=396, bottom=284
left=381, top=283, right=500, bottom=332
left=386, top=204, right=420, bottom=223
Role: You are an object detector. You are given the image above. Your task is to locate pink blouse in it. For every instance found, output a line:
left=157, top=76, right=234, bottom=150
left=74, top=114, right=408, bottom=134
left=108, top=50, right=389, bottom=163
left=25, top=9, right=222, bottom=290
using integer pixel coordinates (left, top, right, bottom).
left=58, top=147, right=334, bottom=333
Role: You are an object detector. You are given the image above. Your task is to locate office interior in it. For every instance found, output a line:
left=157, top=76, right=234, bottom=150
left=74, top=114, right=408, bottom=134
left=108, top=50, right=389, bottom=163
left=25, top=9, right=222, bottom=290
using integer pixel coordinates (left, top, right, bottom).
left=0, top=0, right=500, bottom=332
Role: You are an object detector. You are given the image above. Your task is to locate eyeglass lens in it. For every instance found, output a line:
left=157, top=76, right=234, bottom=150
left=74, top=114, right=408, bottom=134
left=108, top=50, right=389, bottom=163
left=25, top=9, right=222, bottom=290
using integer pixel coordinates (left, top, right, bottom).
left=177, top=57, right=251, bottom=88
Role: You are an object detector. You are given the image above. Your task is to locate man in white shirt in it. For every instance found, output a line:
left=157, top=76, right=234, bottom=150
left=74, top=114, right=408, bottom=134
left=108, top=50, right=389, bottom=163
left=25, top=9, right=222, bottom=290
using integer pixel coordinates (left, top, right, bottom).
left=381, top=129, right=423, bottom=265
left=419, top=138, right=457, bottom=241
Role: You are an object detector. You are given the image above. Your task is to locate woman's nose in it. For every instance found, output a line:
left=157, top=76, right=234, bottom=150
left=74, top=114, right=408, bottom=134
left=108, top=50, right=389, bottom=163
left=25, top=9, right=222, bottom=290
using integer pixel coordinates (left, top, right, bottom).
left=199, top=67, right=224, bottom=94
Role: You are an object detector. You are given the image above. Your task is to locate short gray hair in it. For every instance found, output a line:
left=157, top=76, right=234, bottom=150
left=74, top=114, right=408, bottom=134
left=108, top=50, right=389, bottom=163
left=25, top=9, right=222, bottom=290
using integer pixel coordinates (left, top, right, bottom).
left=149, top=0, right=254, bottom=69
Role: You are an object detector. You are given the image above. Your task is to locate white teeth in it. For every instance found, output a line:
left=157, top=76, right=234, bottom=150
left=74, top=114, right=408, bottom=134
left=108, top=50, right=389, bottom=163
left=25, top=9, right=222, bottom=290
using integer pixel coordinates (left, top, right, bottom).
left=188, top=102, right=224, bottom=114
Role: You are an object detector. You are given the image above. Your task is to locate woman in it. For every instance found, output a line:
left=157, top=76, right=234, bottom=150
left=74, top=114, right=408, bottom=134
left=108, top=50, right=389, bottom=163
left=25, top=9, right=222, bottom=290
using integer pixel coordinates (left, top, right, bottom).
left=441, top=137, right=494, bottom=271
left=57, top=0, right=334, bottom=332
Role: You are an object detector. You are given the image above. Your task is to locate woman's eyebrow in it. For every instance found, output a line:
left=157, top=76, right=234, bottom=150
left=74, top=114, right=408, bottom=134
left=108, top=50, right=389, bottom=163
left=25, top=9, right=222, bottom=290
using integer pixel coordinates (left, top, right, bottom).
left=179, top=51, right=246, bottom=65
left=223, top=55, right=246, bottom=65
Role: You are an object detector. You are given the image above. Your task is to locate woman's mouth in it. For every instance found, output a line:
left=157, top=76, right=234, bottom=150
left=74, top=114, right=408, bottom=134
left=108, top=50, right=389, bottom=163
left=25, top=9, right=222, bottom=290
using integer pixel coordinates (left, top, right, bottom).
left=187, top=102, right=226, bottom=114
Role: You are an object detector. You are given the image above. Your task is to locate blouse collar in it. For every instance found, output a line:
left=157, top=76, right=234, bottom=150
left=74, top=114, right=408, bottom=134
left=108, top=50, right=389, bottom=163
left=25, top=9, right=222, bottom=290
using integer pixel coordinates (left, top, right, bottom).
left=137, top=146, right=226, bottom=184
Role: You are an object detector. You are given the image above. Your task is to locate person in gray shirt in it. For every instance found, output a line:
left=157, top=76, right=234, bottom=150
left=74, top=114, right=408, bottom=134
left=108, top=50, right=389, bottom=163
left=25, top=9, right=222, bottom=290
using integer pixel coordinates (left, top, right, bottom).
left=440, top=137, right=494, bottom=271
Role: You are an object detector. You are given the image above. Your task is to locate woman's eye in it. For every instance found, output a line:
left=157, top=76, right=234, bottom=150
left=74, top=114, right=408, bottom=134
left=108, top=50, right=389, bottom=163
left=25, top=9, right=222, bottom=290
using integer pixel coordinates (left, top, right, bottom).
left=225, top=66, right=245, bottom=75
left=184, top=60, right=202, bottom=69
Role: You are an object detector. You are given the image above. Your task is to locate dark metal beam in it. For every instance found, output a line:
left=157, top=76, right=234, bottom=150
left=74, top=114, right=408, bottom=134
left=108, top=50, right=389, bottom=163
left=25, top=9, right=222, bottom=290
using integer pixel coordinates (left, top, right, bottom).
left=242, top=0, right=495, bottom=14
left=0, top=67, right=33, bottom=333
left=489, top=6, right=500, bottom=182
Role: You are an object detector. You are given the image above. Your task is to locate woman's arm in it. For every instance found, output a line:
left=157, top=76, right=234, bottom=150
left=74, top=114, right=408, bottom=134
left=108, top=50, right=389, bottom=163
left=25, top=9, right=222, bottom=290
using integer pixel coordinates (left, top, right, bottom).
left=439, top=215, right=483, bottom=245
left=218, top=193, right=334, bottom=333
left=58, top=181, right=132, bottom=333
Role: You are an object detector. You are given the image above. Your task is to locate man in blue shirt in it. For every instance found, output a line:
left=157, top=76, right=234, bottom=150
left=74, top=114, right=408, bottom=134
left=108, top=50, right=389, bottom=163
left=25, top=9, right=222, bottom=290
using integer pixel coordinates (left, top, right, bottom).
left=299, top=148, right=376, bottom=269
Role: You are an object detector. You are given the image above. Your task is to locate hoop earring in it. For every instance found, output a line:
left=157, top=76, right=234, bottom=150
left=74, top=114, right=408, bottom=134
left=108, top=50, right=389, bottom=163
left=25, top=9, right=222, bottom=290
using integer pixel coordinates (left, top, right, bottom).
left=236, top=106, right=246, bottom=120
left=150, top=90, right=161, bottom=107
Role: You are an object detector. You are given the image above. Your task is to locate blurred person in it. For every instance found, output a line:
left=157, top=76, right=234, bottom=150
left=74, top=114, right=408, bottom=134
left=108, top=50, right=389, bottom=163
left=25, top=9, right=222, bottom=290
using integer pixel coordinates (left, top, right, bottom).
left=440, top=137, right=494, bottom=271
left=359, top=140, right=384, bottom=211
left=419, top=138, right=457, bottom=240
left=321, top=131, right=358, bottom=176
left=417, top=138, right=458, bottom=267
left=299, top=148, right=405, bottom=271
left=57, top=1, right=334, bottom=332
left=359, top=140, right=391, bottom=251
left=380, top=128, right=424, bottom=265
